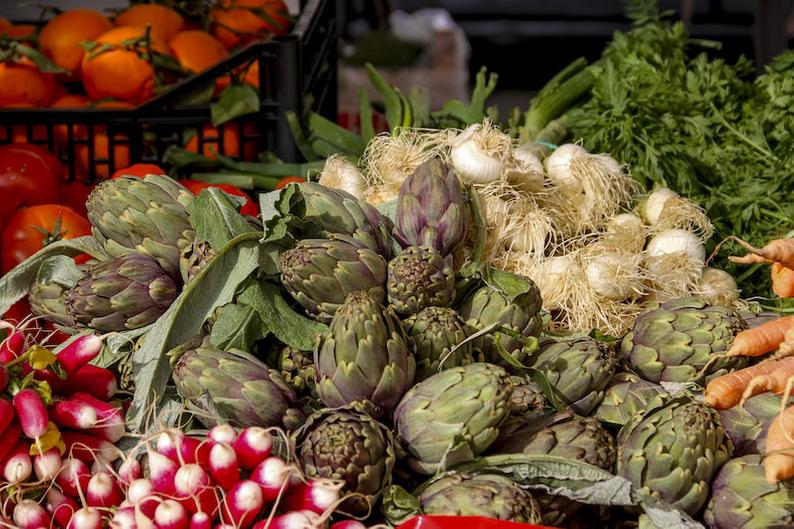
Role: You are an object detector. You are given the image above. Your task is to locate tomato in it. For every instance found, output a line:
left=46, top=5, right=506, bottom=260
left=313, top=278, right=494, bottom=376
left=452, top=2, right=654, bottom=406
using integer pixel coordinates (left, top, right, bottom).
left=2, top=204, right=91, bottom=273
left=111, top=163, right=165, bottom=179
left=274, top=176, right=305, bottom=189
left=58, top=180, right=94, bottom=217
left=181, top=179, right=259, bottom=216
left=0, top=145, right=61, bottom=225
left=4, top=143, right=63, bottom=180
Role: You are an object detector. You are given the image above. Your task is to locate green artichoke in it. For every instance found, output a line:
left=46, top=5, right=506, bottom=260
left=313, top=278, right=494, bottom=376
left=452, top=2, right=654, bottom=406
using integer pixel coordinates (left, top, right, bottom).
left=457, top=278, right=543, bottom=364
left=315, top=291, right=415, bottom=414
left=172, top=338, right=303, bottom=429
left=387, top=246, right=454, bottom=316
left=65, top=253, right=178, bottom=331
left=403, top=306, right=474, bottom=381
left=416, top=473, right=542, bottom=524
left=270, top=345, right=316, bottom=397
left=292, top=404, right=398, bottom=513
left=395, top=158, right=469, bottom=260
left=87, top=175, right=194, bottom=278
left=29, top=277, right=77, bottom=328
left=394, top=362, right=512, bottom=474
left=616, top=396, right=733, bottom=515
left=179, top=239, right=215, bottom=283
left=621, top=297, right=748, bottom=384
left=595, top=372, right=670, bottom=427
left=719, top=394, right=794, bottom=456
left=491, top=410, right=616, bottom=471
left=529, top=337, right=616, bottom=415
left=499, top=374, right=552, bottom=438
left=280, top=234, right=387, bottom=323
left=703, top=454, right=794, bottom=529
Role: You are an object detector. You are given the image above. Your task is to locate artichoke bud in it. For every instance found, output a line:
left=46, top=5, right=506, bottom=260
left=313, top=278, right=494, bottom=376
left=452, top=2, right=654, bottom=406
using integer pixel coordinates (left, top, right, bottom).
left=29, top=277, right=79, bottom=328
left=179, top=239, right=216, bottom=284
left=404, top=307, right=474, bottom=382
left=595, top=372, right=670, bottom=427
left=315, top=291, right=415, bottom=415
left=387, top=246, right=455, bottom=316
left=271, top=345, right=317, bottom=397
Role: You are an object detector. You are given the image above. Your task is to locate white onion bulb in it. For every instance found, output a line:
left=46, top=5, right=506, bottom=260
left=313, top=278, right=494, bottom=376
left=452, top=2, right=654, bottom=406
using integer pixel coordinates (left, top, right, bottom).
left=450, top=124, right=504, bottom=184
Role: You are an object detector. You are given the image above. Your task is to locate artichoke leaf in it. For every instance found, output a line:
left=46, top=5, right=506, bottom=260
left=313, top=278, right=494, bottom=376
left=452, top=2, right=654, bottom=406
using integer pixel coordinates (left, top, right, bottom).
left=188, top=188, right=256, bottom=251
left=382, top=485, right=423, bottom=526
left=36, top=255, right=85, bottom=288
left=210, top=303, right=267, bottom=352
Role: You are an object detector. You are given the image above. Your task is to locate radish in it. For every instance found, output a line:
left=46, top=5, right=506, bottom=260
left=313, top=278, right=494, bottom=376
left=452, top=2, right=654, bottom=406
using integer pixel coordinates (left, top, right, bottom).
left=20, top=362, right=66, bottom=393
left=127, top=479, right=159, bottom=519
left=13, top=499, right=52, bottom=529
left=0, top=399, right=14, bottom=432
left=57, top=334, right=103, bottom=376
left=57, top=458, right=92, bottom=498
left=158, top=431, right=210, bottom=467
left=119, top=457, right=143, bottom=484
left=283, top=480, right=343, bottom=514
left=63, top=431, right=120, bottom=464
left=209, top=443, right=239, bottom=490
left=207, top=425, right=236, bottom=445
left=221, top=480, right=264, bottom=528
left=0, top=331, right=25, bottom=363
left=69, top=393, right=125, bottom=443
left=3, top=441, right=32, bottom=483
left=174, top=464, right=216, bottom=515
left=251, top=457, right=293, bottom=502
left=330, top=522, right=367, bottom=529
left=51, top=399, right=99, bottom=430
left=112, top=506, right=137, bottom=529
left=45, top=489, right=79, bottom=528
left=148, top=450, right=178, bottom=495
left=12, top=388, right=49, bottom=439
left=33, top=448, right=62, bottom=481
left=66, top=508, right=103, bottom=529
left=0, top=365, right=8, bottom=392
left=189, top=512, right=211, bottom=529
left=87, top=471, right=125, bottom=507
left=62, top=364, right=118, bottom=401
left=155, top=500, right=188, bottom=529
left=0, top=422, right=20, bottom=461
left=253, top=511, right=322, bottom=529
left=232, top=427, right=272, bottom=470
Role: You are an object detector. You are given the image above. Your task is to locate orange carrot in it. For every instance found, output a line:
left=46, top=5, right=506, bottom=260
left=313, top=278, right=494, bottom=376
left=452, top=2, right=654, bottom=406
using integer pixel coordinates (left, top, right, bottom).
left=764, top=404, right=794, bottom=483
left=729, top=237, right=794, bottom=269
left=741, top=356, right=794, bottom=404
left=771, top=263, right=794, bottom=298
left=726, top=316, right=794, bottom=357
left=704, top=357, right=794, bottom=409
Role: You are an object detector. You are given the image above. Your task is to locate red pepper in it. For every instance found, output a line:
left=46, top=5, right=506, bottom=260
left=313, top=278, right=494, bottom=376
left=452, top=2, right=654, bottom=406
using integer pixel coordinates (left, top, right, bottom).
left=395, top=516, right=559, bottom=529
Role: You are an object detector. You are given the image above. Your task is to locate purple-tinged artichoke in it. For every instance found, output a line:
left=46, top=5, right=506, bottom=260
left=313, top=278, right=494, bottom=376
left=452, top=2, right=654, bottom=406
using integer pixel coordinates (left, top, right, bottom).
left=595, top=372, right=670, bottom=427
left=403, top=306, right=475, bottom=381
left=719, top=393, right=794, bottom=456
left=387, top=246, right=454, bottom=316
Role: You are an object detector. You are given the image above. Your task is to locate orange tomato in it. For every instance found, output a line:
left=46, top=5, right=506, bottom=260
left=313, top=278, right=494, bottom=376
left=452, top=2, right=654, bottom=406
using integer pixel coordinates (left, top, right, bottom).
left=0, top=62, right=56, bottom=107
left=185, top=123, right=258, bottom=160
left=275, top=176, right=304, bottom=189
left=50, top=94, right=90, bottom=146
left=210, top=1, right=289, bottom=49
left=6, top=24, right=36, bottom=39
left=75, top=101, right=135, bottom=179
left=0, top=104, right=48, bottom=143
left=114, top=3, right=185, bottom=42
left=0, top=18, right=10, bottom=34
left=111, top=163, right=166, bottom=179
left=168, top=30, right=228, bottom=73
left=39, top=9, right=113, bottom=76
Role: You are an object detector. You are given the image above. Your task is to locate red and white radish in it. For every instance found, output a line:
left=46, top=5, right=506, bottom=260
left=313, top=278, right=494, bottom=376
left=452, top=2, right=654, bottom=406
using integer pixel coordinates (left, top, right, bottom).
left=70, top=393, right=125, bottom=443
left=232, top=427, right=272, bottom=470
left=127, top=479, right=158, bottom=519
left=148, top=450, right=178, bottom=495
left=87, top=471, right=124, bottom=507
left=284, top=480, right=343, bottom=515
left=119, top=457, right=142, bottom=484
left=207, top=425, right=236, bottom=446
left=51, top=399, right=99, bottom=430
left=221, top=480, right=264, bottom=528
left=0, top=331, right=25, bottom=363
left=189, top=512, right=211, bottom=529
left=57, top=458, right=92, bottom=497
left=174, top=463, right=217, bottom=515
left=46, top=489, right=79, bottom=528
left=33, top=448, right=62, bottom=481
left=253, top=510, right=322, bottom=529
left=62, top=364, right=118, bottom=401
left=330, top=521, right=367, bottom=529
left=12, top=388, right=49, bottom=439
left=154, top=500, right=188, bottom=529
left=57, top=334, right=103, bottom=376
left=251, top=457, right=293, bottom=502
left=209, top=443, right=239, bottom=490
left=66, top=507, right=103, bottom=529
left=63, top=431, right=120, bottom=464
left=157, top=430, right=210, bottom=467
left=0, top=399, right=14, bottom=432
left=0, top=422, right=21, bottom=462
left=3, top=441, right=32, bottom=483
left=13, top=499, right=52, bottom=529
left=112, top=506, right=137, bottom=529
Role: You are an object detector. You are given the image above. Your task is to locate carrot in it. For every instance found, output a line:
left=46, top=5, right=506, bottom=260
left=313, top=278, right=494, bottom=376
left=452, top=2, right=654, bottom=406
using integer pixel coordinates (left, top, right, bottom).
left=764, top=404, right=794, bottom=483
left=728, top=236, right=794, bottom=269
left=771, top=263, right=794, bottom=298
left=740, top=356, right=794, bottom=406
left=726, top=316, right=794, bottom=357
left=704, top=357, right=794, bottom=409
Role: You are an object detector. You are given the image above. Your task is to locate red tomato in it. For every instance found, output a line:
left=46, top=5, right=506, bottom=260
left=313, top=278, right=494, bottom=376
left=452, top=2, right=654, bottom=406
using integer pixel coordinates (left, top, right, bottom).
left=12, top=144, right=64, bottom=181
left=181, top=179, right=259, bottom=216
left=59, top=180, right=94, bottom=217
left=275, top=176, right=305, bottom=189
left=0, top=145, right=61, bottom=225
left=2, top=204, right=91, bottom=273
left=111, top=163, right=166, bottom=179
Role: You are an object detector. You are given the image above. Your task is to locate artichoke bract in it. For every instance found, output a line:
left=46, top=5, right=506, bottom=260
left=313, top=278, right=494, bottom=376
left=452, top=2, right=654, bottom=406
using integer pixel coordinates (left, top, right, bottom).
left=617, top=396, right=733, bottom=515
left=491, top=410, right=616, bottom=471
left=280, top=234, right=387, bottom=323
left=66, top=254, right=178, bottom=331
left=457, top=278, right=543, bottom=364
left=416, top=473, right=542, bottom=524
left=87, top=175, right=194, bottom=278
left=703, top=454, right=794, bottom=529
left=595, top=372, right=670, bottom=427
left=387, top=246, right=454, bottom=316
left=719, top=394, right=792, bottom=456
left=29, top=277, right=77, bottom=328
left=394, top=362, right=511, bottom=474
left=404, top=307, right=474, bottom=382
left=394, top=158, right=468, bottom=260
left=179, top=239, right=215, bottom=283
left=499, top=374, right=552, bottom=438
left=292, top=404, right=398, bottom=513
left=621, top=297, right=748, bottom=384
left=172, top=338, right=303, bottom=430
left=529, top=337, right=616, bottom=415
left=315, top=291, right=415, bottom=414
left=270, top=345, right=317, bottom=398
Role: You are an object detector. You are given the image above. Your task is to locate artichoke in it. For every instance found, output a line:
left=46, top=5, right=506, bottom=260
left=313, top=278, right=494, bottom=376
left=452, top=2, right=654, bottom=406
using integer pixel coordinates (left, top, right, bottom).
left=179, top=239, right=215, bottom=283
left=616, top=396, right=733, bottom=515
left=292, top=404, right=398, bottom=513
left=416, top=473, right=542, bottom=524
left=621, top=297, right=748, bottom=384
left=315, top=291, right=415, bottom=414
left=394, top=158, right=468, bottom=260
left=387, top=246, right=454, bottom=315
left=499, top=374, right=552, bottom=438
left=394, top=362, right=512, bottom=474
left=66, top=254, right=178, bottom=331
left=719, top=394, right=793, bottom=456
left=703, top=454, right=794, bottom=529
left=491, top=410, right=616, bottom=471
left=87, top=175, right=194, bottom=278
left=29, top=277, right=77, bottom=328
left=403, top=306, right=474, bottom=381
left=172, top=338, right=303, bottom=430
left=529, top=337, right=616, bottom=415
left=280, top=234, right=387, bottom=323
left=595, top=372, right=670, bottom=427
left=457, top=278, right=543, bottom=364
left=270, top=345, right=316, bottom=397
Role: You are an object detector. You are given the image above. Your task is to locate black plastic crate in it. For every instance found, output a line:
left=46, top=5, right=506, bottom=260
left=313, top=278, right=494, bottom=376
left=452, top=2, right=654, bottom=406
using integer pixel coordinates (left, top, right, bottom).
left=0, top=0, right=338, bottom=181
